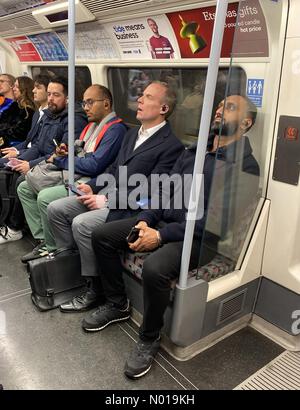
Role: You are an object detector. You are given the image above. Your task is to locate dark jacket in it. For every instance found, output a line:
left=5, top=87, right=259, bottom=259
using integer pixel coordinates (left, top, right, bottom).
left=16, top=110, right=44, bottom=155
left=19, top=106, right=87, bottom=168
left=0, top=110, right=44, bottom=168
left=88, top=122, right=185, bottom=222
left=53, top=117, right=128, bottom=177
left=0, top=101, right=34, bottom=148
left=137, top=136, right=260, bottom=243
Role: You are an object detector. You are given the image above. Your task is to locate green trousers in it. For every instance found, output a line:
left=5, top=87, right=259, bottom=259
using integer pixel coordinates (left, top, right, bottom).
left=17, top=181, right=68, bottom=251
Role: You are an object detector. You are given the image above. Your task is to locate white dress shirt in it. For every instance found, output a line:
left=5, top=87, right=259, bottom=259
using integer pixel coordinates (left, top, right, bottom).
left=134, top=120, right=166, bottom=150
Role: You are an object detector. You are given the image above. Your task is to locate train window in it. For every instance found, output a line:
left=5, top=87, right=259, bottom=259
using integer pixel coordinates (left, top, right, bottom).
left=30, top=65, right=92, bottom=102
left=108, top=67, right=246, bottom=145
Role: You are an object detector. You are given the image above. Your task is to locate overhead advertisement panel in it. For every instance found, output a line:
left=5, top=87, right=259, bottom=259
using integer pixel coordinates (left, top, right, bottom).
left=57, top=21, right=120, bottom=60
left=104, top=15, right=180, bottom=60
left=5, top=32, right=68, bottom=62
left=5, top=36, right=42, bottom=62
left=104, top=2, right=268, bottom=60
left=28, top=32, right=68, bottom=61
left=4, top=1, right=269, bottom=62
left=167, top=1, right=268, bottom=58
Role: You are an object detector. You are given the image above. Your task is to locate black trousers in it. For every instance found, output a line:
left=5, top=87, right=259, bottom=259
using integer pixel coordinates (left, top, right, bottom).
left=0, top=169, right=25, bottom=230
left=91, top=216, right=200, bottom=342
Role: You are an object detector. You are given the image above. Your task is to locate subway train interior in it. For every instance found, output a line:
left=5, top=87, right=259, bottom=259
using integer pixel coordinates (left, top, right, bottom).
left=0, top=0, right=299, bottom=392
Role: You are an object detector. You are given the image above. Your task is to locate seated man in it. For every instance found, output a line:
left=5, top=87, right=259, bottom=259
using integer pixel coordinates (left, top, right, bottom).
left=0, top=76, right=87, bottom=244
left=47, top=81, right=184, bottom=313
left=18, top=84, right=128, bottom=261
left=82, top=94, right=259, bottom=379
left=0, top=73, right=16, bottom=118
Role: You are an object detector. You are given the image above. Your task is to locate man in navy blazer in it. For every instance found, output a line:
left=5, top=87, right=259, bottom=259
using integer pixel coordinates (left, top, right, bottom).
left=48, top=81, right=184, bottom=312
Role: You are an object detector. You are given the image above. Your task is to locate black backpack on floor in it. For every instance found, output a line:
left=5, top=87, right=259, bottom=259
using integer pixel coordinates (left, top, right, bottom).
left=27, top=248, right=85, bottom=311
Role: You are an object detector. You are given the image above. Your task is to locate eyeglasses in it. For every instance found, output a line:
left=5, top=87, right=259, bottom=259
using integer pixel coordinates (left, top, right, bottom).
left=81, top=99, right=105, bottom=109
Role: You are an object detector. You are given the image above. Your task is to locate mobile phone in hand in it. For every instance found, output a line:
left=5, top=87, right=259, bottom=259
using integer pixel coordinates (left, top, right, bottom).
left=126, top=227, right=140, bottom=243
left=67, top=184, right=85, bottom=196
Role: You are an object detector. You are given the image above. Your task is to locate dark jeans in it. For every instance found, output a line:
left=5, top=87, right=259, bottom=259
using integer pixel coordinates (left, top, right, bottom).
left=91, top=217, right=200, bottom=341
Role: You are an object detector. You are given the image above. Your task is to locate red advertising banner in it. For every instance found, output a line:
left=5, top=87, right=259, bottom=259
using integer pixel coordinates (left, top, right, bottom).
left=167, top=1, right=268, bottom=59
left=5, top=36, right=41, bottom=62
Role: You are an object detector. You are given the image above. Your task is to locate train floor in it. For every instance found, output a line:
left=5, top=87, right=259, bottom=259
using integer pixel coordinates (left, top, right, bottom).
left=0, top=235, right=285, bottom=390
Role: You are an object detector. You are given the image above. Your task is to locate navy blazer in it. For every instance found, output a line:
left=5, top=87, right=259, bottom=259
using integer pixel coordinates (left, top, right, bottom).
left=87, top=122, right=184, bottom=221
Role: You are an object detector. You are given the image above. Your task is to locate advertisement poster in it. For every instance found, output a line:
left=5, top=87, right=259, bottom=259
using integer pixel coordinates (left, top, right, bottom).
left=167, top=1, right=268, bottom=58
left=28, top=32, right=68, bottom=61
left=167, top=3, right=238, bottom=59
left=231, top=0, right=269, bottom=57
left=105, top=15, right=180, bottom=60
left=5, top=36, right=41, bottom=62
left=57, top=22, right=120, bottom=60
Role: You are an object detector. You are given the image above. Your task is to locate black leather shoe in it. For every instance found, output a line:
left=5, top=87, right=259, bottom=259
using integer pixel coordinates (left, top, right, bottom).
left=60, top=290, right=102, bottom=313
left=21, top=241, right=49, bottom=264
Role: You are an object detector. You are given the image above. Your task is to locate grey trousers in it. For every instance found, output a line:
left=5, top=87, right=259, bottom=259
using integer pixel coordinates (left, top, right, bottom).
left=47, top=196, right=109, bottom=277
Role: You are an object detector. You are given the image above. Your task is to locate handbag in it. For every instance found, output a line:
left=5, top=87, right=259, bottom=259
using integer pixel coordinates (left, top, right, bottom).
left=25, top=160, right=80, bottom=194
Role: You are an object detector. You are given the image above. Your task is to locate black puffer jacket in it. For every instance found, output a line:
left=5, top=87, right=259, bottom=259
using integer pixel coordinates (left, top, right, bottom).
left=0, top=101, right=34, bottom=148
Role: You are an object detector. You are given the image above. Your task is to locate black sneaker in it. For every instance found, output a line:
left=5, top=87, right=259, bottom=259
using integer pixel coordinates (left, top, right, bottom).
left=21, top=241, right=49, bottom=263
left=124, top=337, right=161, bottom=379
left=82, top=300, right=130, bottom=332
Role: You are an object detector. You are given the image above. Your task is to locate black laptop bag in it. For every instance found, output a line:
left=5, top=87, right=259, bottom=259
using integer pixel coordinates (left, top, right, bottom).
left=27, top=248, right=85, bottom=311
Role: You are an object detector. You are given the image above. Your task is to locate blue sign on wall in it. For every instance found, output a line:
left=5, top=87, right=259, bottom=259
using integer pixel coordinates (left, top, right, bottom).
left=247, top=79, right=264, bottom=108
left=28, top=32, right=68, bottom=61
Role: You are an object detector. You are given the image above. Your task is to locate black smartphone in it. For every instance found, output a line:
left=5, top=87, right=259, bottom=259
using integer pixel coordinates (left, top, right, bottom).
left=126, top=227, right=140, bottom=243
left=67, top=184, right=85, bottom=196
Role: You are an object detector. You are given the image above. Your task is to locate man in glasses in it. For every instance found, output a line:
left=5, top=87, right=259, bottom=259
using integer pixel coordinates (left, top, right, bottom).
left=47, top=81, right=184, bottom=313
left=18, top=84, right=127, bottom=262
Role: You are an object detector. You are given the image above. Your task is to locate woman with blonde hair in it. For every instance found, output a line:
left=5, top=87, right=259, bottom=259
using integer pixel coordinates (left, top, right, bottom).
left=0, top=75, right=35, bottom=148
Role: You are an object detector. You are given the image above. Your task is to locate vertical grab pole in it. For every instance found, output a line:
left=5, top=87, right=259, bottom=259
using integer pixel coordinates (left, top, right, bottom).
left=179, top=0, right=229, bottom=288
left=68, top=0, right=75, bottom=188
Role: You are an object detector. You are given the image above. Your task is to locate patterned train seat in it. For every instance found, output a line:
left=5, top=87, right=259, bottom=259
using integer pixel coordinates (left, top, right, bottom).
left=121, top=251, right=235, bottom=283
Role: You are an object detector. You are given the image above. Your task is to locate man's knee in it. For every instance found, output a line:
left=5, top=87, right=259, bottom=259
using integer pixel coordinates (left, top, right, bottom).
left=71, top=213, right=94, bottom=239
left=47, top=199, right=61, bottom=222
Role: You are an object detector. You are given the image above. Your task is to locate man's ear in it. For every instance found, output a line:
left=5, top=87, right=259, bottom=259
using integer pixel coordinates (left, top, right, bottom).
left=241, top=118, right=252, bottom=130
left=160, top=104, right=169, bottom=115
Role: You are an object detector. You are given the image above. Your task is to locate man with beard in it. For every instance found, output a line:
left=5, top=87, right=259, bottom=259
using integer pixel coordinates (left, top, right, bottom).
left=0, top=76, right=87, bottom=244
left=82, top=93, right=259, bottom=380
